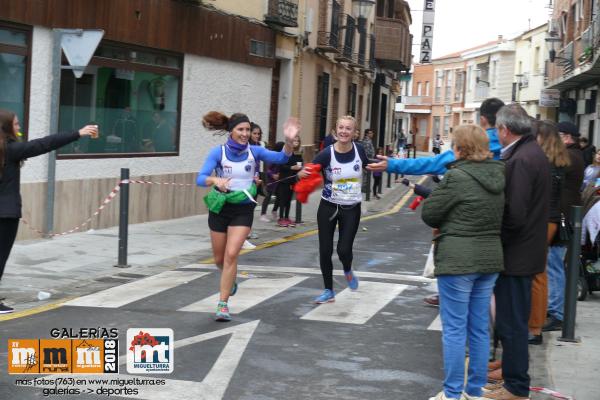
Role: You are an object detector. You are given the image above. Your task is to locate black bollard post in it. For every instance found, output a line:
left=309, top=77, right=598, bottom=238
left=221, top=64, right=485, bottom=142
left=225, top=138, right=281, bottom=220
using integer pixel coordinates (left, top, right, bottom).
left=366, top=171, right=371, bottom=201
left=387, top=171, right=392, bottom=188
left=294, top=193, right=302, bottom=224
left=115, top=168, right=131, bottom=268
left=559, top=205, right=582, bottom=342
left=378, top=174, right=383, bottom=194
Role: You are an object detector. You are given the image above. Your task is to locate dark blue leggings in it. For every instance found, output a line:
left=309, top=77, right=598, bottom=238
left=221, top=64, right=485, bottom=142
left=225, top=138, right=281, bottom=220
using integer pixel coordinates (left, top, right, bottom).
left=317, top=200, right=361, bottom=290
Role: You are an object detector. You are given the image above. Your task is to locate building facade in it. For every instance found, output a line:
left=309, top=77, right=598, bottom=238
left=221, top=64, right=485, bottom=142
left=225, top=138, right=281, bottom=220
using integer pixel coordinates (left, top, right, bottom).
left=546, top=0, right=599, bottom=145
left=1, top=0, right=413, bottom=240
left=513, top=23, right=551, bottom=120
left=462, top=37, right=516, bottom=128
left=1, top=0, right=277, bottom=240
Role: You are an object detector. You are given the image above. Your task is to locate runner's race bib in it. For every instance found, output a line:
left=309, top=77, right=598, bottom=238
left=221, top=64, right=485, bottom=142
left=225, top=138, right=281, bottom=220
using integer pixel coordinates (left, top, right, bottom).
left=331, top=177, right=361, bottom=203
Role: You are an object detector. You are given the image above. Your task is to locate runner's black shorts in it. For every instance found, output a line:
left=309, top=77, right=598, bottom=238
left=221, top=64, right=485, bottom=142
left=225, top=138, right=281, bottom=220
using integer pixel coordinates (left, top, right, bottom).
left=208, top=202, right=255, bottom=233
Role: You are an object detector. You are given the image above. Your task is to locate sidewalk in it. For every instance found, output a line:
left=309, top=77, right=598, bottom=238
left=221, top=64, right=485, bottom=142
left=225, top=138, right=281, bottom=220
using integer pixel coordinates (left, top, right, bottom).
left=530, top=295, right=600, bottom=400
left=0, top=174, right=412, bottom=314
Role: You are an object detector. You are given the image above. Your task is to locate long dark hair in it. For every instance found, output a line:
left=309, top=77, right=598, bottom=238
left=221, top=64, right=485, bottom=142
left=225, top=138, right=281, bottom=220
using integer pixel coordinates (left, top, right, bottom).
left=0, top=109, right=17, bottom=176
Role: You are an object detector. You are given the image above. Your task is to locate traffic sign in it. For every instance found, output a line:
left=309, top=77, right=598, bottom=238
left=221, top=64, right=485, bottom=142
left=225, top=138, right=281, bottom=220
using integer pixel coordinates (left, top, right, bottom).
left=60, top=29, right=104, bottom=78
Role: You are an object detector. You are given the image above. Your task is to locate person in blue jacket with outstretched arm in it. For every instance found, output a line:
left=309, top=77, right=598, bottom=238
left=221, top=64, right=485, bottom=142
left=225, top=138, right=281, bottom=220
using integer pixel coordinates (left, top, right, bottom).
left=367, top=97, right=505, bottom=308
left=367, top=98, right=505, bottom=177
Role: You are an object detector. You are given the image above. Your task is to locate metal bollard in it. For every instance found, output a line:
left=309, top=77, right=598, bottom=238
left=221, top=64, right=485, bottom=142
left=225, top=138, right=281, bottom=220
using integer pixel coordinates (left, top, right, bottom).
left=387, top=171, right=392, bottom=188
left=365, top=171, right=371, bottom=201
left=294, top=193, right=302, bottom=224
left=559, top=205, right=582, bottom=342
left=115, top=168, right=131, bottom=268
left=378, top=174, right=383, bottom=194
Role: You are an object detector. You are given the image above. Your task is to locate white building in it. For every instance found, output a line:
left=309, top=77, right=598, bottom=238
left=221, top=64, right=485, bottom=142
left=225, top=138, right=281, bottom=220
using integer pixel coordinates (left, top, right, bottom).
left=513, top=23, right=551, bottom=119
left=462, top=37, right=516, bottom=124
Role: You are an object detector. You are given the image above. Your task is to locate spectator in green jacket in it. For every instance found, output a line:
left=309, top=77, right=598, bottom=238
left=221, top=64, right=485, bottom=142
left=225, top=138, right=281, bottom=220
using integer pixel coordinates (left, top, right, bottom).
left=422, top=124, right=505, bottom=400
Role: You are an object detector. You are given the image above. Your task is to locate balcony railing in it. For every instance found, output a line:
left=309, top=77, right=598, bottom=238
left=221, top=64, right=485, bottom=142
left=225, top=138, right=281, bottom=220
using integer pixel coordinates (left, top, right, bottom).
left=403, top=96, right=432, bottom=106
left=317, top=31, right=339, bottom=53
left=561, top=41, right=575, bottom=75
left=264, top=0, right=298, bottom=27
left=334, top=14, right=355, bottom=63
left=374, top=17, right=411, bottom=71
left=475, top=85, right=489, bottom=101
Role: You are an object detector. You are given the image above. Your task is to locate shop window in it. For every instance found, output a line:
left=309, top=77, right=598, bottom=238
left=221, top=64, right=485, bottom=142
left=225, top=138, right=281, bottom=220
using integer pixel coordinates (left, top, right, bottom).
left=0, top=23, right=30, bottom=133
left=57, top=42, right=182, bottom=158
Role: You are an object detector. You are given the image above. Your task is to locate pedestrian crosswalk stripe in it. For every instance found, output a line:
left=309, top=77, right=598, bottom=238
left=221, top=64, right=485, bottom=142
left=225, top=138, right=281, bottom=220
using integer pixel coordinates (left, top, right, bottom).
left=179, top=276, right=307, bottom=314
left=428, top=314, right=442, bottom=331
left=301, top=281, right=408, bottom=324
left=182, top=264, right=434, bottom=284
left=65, top=271, right=210, bottom=308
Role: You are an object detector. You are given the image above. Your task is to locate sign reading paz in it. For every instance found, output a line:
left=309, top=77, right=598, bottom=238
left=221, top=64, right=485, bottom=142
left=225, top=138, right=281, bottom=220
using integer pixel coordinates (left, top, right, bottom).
left=420, top=0, right=436, bottom=64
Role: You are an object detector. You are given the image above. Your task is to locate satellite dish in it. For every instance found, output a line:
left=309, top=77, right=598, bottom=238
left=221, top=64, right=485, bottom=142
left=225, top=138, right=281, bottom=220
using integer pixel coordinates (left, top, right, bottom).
left=60, top=29, right=104, bottom=78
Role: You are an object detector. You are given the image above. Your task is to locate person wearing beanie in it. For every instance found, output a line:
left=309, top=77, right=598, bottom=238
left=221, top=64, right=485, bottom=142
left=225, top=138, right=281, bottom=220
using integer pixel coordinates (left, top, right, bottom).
left=197, top=112, right=300, bottom=321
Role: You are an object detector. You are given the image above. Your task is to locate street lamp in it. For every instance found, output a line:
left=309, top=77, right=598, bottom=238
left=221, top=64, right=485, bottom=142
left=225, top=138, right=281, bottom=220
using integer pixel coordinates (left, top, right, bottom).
left=352, top=0, right=375, bottom=67
left=545, top=32, right=571, bottom=64
left=474, top=69, right=490, bottom=86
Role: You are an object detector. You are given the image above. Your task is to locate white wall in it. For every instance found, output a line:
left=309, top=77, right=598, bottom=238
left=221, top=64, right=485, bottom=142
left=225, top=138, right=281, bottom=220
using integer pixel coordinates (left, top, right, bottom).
left=490, top=52, right=516, bottom=104
left=22, top=27, right=272, bottom=183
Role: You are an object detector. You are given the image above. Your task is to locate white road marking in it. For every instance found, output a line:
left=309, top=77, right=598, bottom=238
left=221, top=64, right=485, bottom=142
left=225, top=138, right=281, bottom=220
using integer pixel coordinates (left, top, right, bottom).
left=36, top=320, right=260, bottom=400
left=428, top=314, right=442, bottom=331
left=65, top=271, right=210, bottom=308
left=182, top=264, right=434, bottom=284
left=301, top=281, right=408, bottom=324
left=179, top=276, right=307, bottom=313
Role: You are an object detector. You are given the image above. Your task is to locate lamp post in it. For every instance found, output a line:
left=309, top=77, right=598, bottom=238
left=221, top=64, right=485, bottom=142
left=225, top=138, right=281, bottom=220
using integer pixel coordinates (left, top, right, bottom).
left=352, top=0, right=375, bottom=66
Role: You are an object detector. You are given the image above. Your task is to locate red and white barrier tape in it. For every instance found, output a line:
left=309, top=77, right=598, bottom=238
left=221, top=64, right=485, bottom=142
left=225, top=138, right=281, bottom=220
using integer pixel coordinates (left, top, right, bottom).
left=21, top=178, right=198, bottom=237
left=127, top=179, right=196, bottom=187
left=530, top=387, right=573, bottom=400
left=22, top=183, right=122, bottom=237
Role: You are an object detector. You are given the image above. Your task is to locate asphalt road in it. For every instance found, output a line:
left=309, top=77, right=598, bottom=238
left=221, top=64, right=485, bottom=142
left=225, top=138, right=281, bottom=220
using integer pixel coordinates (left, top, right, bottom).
left=1, top=204, right=444, bottom=400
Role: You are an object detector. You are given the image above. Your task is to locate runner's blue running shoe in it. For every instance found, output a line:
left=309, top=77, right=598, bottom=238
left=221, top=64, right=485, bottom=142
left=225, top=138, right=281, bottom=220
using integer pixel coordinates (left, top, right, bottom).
left=230, top=282, right=238, bottom=296
left=314, top=289, right=335, bottom=304
left=345, top=271, right=359, bottom=291
left=215, top=301, right=231, bottom=322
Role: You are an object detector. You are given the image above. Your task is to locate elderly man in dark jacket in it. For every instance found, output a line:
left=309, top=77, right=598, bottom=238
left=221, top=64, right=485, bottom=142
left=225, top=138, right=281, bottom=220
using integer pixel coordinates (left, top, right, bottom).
left=543, top=121, right=585, bottom=332
left=483, top=105, right=550, bottom=400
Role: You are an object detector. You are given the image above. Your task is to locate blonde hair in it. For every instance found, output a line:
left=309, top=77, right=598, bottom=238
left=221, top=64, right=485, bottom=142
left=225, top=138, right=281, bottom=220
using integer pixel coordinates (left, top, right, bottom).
left=534, top=120, right=571, bottom=168
left=452, top=124, right=491, bottom=162
left=336, top=115, right=357, bottom=129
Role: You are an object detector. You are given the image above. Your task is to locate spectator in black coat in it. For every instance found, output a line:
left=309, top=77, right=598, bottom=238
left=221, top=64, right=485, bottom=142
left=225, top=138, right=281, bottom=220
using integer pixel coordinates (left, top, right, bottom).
left=487, top=104, right=550, bottom=400
left=579, top=136, right=595, bottom=167
left=0, top=109, right=98, bottom=314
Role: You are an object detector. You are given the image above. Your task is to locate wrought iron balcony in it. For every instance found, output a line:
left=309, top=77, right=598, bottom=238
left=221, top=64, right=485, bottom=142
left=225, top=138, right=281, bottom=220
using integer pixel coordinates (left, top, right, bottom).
left=265, top=0, right=298, bottom=28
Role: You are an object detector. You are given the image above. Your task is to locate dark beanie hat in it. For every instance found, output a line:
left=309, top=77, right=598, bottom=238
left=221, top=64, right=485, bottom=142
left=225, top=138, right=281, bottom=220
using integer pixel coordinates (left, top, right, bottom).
left=557, top=121, right=580, bottom=137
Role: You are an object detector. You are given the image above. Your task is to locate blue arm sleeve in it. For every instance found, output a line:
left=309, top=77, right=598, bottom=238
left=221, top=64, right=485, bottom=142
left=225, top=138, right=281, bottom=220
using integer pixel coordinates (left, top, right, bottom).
left=253, top=145, right=290, bottom=164
left=488, top=133, right=502, bottom=160
left=196, top=146, right=222, bottom=187
left=386, top=149, right=455, bottom=175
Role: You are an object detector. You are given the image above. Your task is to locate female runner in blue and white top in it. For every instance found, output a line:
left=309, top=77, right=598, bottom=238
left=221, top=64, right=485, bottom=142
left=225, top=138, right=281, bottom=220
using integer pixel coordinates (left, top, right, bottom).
left=197, top=112, right=300, bottom=321
left=298, top=115, right=369, bottom=303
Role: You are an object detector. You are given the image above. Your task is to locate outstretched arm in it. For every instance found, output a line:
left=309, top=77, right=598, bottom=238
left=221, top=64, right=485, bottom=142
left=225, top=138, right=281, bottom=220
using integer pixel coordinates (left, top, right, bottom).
left=387, top=149, right=455, bottom=175
left=8, top=125, right=97, bottom=161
